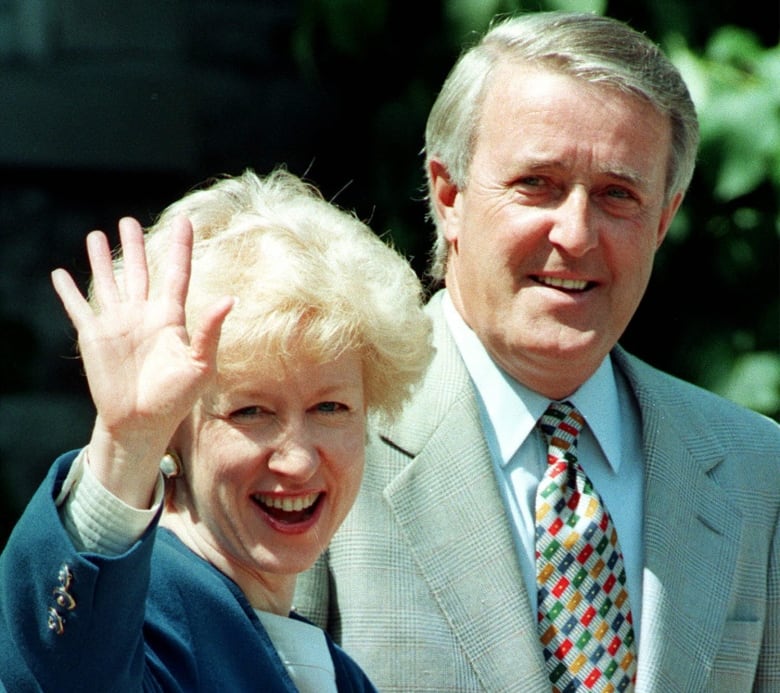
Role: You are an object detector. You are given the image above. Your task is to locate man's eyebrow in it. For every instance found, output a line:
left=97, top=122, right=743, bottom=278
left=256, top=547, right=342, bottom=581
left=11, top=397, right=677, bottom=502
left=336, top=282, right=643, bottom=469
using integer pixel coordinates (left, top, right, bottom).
left=600, top=166, right=648, bottom=188
left=536, top=160, right=648, bottom=187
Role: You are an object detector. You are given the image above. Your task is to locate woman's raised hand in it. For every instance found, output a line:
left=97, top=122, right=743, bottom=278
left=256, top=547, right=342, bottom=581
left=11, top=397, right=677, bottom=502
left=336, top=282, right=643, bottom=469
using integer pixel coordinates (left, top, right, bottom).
left=51, top=216, right=234, bottom=507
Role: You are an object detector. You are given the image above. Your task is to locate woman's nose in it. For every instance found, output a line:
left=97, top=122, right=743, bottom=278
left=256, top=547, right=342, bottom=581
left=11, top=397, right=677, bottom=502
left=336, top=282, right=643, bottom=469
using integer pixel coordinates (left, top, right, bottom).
left=267, top=430, right=319, bottom=480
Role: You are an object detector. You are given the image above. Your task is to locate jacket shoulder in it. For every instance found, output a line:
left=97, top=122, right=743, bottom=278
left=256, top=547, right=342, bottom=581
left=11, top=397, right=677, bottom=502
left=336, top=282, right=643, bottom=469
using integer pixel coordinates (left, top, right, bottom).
left=615, top=347, right=780, bottom=451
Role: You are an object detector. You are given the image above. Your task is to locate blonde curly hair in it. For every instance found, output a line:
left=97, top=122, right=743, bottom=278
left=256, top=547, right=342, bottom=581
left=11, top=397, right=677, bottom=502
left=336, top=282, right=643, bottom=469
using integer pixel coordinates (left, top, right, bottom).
left=112, top=168, right=432, bottom=420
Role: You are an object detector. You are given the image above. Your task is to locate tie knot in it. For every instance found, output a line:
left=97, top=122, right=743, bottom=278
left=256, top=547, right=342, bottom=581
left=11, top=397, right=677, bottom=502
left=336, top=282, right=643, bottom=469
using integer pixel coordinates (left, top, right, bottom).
left=539, top=401, right=584, bottom=455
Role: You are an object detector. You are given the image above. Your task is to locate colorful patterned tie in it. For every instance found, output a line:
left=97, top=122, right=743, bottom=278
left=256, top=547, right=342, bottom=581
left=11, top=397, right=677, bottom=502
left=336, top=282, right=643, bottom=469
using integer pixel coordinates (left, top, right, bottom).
left=535, top=401, right=637, bottom=693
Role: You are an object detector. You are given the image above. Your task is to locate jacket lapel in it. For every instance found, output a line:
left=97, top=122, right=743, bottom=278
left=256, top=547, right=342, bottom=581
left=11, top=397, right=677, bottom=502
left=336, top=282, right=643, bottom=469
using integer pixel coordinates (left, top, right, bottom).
left=379, top=302, right=744, bottom=691
left=615, top=350, right=742, bottom=692
left=381, top=294, right=550, bottom=691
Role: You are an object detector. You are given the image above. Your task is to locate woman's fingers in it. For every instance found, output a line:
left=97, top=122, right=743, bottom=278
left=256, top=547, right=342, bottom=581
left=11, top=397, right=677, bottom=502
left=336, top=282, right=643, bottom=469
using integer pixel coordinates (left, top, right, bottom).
left=118, top=217, right=149, bottom=302
left=50, top=268, right=91, bottom=330
left=54, top=213, right=227, bottom=381
left=85, top=230, right=121, bottom=309
left=161, top=216, right=195, bottom=313
left=190, top=295, right=235, bottom=366
left=63, top=216, right=193, bottom=325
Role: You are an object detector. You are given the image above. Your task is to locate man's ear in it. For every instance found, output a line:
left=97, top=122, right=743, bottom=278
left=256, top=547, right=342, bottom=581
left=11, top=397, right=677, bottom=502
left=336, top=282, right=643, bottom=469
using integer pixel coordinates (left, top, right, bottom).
left=656, top=191, right=683, bottom=249
left=428, top=159, right=461, bottom=241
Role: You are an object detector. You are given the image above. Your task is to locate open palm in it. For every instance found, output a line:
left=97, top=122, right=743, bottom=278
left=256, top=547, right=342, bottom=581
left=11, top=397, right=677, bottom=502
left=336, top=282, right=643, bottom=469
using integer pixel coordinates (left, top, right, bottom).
left=51, top=216, right=233, bottom=505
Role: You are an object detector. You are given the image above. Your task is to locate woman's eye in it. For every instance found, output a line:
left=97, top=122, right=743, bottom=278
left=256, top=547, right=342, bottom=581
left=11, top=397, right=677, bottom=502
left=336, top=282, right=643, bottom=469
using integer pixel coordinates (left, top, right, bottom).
left=315, top=401, right=347, bottom=413
left=230, top=406, right=267, bottom=420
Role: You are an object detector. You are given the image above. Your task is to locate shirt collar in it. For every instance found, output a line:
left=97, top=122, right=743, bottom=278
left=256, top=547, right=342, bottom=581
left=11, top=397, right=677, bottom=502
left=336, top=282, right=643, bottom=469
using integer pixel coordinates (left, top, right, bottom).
left=442, top=290, right=623, bottom=473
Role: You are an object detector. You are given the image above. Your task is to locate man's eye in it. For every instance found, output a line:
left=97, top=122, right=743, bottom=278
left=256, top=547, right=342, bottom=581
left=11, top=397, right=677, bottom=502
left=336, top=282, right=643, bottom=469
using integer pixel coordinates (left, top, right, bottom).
left=517, top=176, right=545, bottom=188
left=605, top=186, right=634, bottom=200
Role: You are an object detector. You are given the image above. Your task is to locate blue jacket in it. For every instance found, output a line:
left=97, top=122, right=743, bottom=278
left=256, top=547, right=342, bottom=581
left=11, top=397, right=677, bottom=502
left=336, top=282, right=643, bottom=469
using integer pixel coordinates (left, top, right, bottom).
left=0, top=451, right=376, bottom=692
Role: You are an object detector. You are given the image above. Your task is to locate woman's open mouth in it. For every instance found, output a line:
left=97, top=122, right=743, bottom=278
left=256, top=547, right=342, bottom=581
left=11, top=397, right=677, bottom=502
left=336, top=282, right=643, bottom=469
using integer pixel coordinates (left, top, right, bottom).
left=251, top=492, right=322, bottom=524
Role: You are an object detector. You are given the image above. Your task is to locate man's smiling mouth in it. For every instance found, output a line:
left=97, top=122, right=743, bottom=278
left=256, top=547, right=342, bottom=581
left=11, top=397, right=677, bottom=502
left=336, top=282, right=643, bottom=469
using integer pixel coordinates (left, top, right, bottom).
left=531, top=275, right=593, bottom=291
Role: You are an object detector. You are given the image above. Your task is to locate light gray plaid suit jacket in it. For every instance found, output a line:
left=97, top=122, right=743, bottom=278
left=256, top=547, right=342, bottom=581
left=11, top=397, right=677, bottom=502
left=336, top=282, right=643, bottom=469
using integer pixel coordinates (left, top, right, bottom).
left=294, top=290, right=780, bottom=692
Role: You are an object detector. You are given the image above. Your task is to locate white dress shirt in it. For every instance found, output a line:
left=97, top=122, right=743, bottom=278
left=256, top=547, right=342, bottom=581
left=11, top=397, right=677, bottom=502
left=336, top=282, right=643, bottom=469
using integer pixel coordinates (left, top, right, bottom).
left=442, top=291, right=645, bottom=639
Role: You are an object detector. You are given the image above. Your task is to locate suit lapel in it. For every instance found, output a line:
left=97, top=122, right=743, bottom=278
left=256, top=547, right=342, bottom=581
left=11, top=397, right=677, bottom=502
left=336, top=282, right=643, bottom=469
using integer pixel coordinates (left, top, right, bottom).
left=384, top=395, right=550, bottom=692
left=616, top=350, right=742, bottom=692
left=379, top=304, right=745, bottom=691
left=381, top=294, right=550, bottom=692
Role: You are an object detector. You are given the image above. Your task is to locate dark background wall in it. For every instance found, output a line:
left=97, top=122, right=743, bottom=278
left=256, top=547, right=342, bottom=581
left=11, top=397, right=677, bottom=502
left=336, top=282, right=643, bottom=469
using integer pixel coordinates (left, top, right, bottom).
left=1, top=0, right=778, bottom=547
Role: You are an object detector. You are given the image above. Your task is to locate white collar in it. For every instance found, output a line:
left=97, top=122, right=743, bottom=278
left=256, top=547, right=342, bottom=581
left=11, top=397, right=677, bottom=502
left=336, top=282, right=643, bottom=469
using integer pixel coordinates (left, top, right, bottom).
left=442, top=290, right=623, bottom=472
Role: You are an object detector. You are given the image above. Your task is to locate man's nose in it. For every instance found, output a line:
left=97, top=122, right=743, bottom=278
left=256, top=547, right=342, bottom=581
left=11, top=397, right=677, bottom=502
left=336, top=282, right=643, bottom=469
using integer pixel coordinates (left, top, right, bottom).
left=547, top=188, right=598, bottom=257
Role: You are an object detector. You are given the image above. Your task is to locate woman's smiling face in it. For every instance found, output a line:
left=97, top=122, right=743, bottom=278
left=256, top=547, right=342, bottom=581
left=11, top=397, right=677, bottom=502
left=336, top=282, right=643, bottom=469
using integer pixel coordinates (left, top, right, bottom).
left=166, top=349, right=366, bottom=598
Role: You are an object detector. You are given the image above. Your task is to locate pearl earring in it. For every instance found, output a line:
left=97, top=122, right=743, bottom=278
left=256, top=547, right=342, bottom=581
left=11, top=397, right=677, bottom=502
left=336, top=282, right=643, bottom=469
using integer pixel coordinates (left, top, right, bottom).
left=160, top=451, right=183, bottom=479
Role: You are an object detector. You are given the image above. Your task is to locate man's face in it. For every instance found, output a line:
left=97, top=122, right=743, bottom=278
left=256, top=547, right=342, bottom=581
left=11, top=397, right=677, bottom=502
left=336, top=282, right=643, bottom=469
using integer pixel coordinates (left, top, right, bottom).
left=433, top=65, right=681, bottom=398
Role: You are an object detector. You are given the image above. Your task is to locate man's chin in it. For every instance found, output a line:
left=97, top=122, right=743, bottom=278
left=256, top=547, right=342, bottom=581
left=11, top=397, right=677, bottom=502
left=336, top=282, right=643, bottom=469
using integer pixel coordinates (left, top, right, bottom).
left=495, top=330, right=609, bottom=384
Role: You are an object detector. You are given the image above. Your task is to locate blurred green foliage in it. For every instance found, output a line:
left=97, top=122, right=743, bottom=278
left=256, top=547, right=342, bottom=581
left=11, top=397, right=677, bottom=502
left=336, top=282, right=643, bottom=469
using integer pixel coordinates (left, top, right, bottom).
left=665, top=27, right=780, bottom=417
left=293, top=0, right=779, bottom=420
